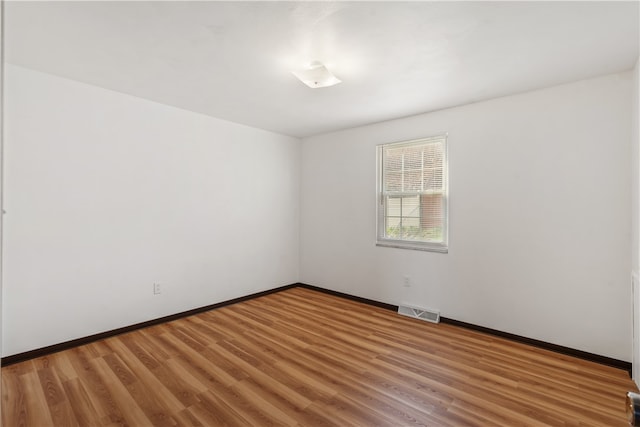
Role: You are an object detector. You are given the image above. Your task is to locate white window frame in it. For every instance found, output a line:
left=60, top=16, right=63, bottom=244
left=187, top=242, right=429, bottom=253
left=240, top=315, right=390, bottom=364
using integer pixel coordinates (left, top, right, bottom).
left=376, top=135, right=449, bottom=253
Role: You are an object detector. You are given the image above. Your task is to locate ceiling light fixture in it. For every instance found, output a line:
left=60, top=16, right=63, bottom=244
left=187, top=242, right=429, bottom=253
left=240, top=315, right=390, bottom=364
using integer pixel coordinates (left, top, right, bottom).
left=292, top=61, right=341, bottom=88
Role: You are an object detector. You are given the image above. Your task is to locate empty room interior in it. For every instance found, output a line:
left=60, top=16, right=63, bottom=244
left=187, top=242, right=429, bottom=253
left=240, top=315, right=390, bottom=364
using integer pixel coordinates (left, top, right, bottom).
left=2, top=1, right=640, bottom=426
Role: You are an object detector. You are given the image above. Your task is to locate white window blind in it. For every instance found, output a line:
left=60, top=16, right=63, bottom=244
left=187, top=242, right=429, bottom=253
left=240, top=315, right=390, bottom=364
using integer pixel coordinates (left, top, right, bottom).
left=377, top=135, right=448, bottom=252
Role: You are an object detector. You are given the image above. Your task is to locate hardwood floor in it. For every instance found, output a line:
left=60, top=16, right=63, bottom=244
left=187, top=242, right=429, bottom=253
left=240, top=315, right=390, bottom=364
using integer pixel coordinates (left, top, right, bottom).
left=2, top=287, right=637, bottom=426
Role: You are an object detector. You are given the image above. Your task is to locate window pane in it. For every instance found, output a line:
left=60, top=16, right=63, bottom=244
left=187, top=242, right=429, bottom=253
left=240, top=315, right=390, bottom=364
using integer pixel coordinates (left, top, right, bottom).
left=378, top=135, right=448, bottom=251
left=386, top=196, right=402, bottom=217
left=385, top=215, right=401, bottom=238
left=403, top=147, right=422, bottom=170
left=384, top=149, right=403, bottom=172
left=403, top=225, right=424, bottom=241
left=384, top=171, right=402, bottom=192
left=402, top=195, right=420, bottom=218
left=403, top=170, right=422, bottom=192
left=421, top=194, right=443, bottom=240
left=423, top=167, right=443, bottom=192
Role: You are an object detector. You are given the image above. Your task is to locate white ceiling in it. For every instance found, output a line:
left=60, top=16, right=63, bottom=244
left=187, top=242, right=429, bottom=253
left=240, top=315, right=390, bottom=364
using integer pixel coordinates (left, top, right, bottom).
left=5, top=1, right=639, bottom=138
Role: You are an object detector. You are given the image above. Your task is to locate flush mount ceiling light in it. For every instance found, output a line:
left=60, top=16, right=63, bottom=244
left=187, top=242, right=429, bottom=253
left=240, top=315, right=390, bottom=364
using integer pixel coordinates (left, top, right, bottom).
left=292, top=61, right=341, bottom=88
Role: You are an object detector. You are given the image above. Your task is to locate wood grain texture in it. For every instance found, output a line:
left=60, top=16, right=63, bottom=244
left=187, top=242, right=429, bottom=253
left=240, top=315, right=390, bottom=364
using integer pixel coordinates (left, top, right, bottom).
left=2, top=287, right=636, bottom=426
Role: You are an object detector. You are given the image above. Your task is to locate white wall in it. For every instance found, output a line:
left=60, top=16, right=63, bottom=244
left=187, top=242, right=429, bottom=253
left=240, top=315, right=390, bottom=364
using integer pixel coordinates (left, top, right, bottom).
left=301, top=72, right=632, bottom=361
left=633, top=58, right=640, bottom=277
left=1, top=2, right=4, bottom=411
left=3, top=63, right=634, bottom=363
left=2, top=64, right=300, bottom=357
left=632, top=57, right=640, bottom=382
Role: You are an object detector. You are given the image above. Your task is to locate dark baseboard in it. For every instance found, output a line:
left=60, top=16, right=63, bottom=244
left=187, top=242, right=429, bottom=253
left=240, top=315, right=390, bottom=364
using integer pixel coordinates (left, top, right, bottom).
left=296, top=283, right=398, bottom=311
left=2, top=281, right=633, bottom=377
left=439, top=317, right=632, bottom=376
left=1, top=283, right=297, bottom=367
left=297, top=283, right=633, bottom=377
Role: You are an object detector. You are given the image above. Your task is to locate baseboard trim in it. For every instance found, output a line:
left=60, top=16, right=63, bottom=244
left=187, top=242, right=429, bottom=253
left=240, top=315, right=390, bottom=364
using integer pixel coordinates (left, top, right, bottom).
left=296, top=283, right=398, bottom=311
left=1, top=283, right=297, bottom=367
left=439, top=317, right=632, bottom=375
left=298, top=283, right=633, bottom=376
left=3, top=282, right=633, bottom=377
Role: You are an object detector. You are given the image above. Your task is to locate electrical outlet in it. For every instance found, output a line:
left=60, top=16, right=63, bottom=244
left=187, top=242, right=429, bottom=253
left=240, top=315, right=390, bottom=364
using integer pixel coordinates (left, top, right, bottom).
left=153, top=283, right=161, bottom=295
left=403, top=276, right=411, bottom=287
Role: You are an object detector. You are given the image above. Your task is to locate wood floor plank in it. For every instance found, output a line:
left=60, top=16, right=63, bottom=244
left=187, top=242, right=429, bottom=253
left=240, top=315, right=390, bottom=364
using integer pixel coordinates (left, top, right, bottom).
left=209, top=342, right=312, bottom=411
left=2, top=364, right=29, bottom=427
left=2, top=287, right=636, bottom=426
left=190, top=390, right=250, bottom=427
left=104, top=338, right=185, bottom=416
left=61, top=378, right=102, bottom=427
left=90, top=356, right=154, bottom=427
left=20, top=370, right=56, bottom=427
left=63, top=348, right=115, bottom=426
left=172, top=408, right=204, bottom=427
left=37, top=366, right=79, bottom=427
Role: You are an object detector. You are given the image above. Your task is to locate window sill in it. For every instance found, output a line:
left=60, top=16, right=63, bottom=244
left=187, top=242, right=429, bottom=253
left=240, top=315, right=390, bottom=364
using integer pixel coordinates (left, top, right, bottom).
left=376, top=241, right=448, bottom=253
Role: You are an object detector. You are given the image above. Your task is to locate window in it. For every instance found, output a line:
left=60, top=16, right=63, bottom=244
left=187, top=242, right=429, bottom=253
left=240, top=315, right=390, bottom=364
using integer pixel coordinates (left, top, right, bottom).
left=377, top=135, right=448, bottom=252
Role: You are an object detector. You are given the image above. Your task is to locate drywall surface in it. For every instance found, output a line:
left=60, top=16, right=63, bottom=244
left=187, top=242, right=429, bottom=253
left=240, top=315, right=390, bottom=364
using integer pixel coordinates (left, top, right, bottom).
left=633, top=56, right=639, bottom=280
left=301, top=72, right=632, bottom=361
left=632, top=57, right=640, bottom=382
left=0, top=0, right=4, bottom=371
left=3, top=64, right=300, bottom=356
